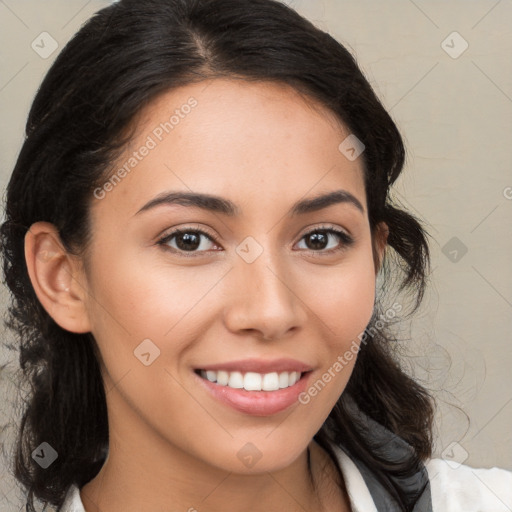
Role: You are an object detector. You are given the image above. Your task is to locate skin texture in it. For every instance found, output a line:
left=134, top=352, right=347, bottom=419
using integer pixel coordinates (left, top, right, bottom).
left=24, top=78, right=388, bottom=512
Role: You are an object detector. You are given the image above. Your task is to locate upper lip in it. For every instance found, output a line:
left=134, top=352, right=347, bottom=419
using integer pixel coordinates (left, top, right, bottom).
left=196, top=358, right=313, bottom=374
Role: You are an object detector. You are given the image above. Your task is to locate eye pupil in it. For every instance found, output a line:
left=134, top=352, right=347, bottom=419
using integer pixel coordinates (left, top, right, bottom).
left=176, top=232, right=200, bottom=251
left=306, top=231, right=328, bottom=250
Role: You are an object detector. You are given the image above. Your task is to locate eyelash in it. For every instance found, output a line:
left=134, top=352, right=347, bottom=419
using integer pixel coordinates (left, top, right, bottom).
left=156, top=224, right=354, bottom=258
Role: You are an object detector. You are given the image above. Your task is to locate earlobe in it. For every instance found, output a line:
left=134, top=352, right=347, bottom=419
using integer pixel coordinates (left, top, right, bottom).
left=24, top=221, right=92, bottom=333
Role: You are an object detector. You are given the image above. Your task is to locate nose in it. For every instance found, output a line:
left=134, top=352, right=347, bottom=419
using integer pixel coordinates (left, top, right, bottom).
left=223, top=246, right=308, bottom=341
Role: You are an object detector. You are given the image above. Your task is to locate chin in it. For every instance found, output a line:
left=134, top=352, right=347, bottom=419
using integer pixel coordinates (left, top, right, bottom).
left=200, top=436, right=310, bottom=475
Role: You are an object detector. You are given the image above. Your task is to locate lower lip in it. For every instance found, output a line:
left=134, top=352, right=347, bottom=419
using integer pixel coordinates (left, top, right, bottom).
left=194, top=371, right=312, bottom=416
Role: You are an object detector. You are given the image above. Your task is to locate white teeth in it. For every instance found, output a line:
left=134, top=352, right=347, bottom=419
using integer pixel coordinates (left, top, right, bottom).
left=262, top=372, right=279, bottom=391
left=228, top=371, right=244, bottom=389
left=199, top=369, right=302, bottom=391
left=217, top=370, right=229, bottom=386
left=244, top=372, right=262, bottom=391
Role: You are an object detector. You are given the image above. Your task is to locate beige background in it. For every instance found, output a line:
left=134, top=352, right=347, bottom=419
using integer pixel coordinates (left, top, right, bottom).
left=1, top=0, right=511, bottom=508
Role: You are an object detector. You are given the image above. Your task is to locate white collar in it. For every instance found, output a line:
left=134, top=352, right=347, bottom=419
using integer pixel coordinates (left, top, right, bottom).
left=329, top=442, right=378, bottom=512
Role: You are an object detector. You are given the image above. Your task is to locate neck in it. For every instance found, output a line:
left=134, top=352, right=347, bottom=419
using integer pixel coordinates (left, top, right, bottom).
left=80, top=437, right=348, bottom=512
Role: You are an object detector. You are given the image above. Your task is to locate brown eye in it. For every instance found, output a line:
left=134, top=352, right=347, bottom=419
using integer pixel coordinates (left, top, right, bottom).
left=157, top=228, right=218, bottom=256
left=296, top=227, right=354, bottom=254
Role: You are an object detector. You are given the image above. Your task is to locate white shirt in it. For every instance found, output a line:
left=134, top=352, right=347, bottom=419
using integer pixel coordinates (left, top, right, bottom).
left=59, top=442, right=512, bottom=511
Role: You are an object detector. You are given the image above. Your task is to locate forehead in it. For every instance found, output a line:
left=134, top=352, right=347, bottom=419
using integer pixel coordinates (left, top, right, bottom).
left=138, top=77, right=346, bottom=133
left=93, top=78, right=367, bottom=221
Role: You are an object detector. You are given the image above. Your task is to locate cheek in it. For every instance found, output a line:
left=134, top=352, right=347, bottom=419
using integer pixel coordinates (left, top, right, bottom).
left=306, top=254, right=376, bottom=346
left=84, top=250, right=224, bottom=370
left=83, top=254, right=168, bottom=363
left=88, top=243, right=181, bottom=324
left=336, top=265, right=375, bottom=339
left=296, top=254, right=376, bottom=419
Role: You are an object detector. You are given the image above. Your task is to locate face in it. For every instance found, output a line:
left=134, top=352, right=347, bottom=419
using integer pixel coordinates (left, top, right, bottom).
left=77, top=78, right=383, bottom=475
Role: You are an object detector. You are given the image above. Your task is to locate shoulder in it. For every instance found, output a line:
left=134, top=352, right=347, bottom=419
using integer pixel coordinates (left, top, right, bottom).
left=425, top=458, right=512, bottom=511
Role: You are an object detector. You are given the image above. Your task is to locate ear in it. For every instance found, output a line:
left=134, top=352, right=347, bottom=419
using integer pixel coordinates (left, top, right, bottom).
left=372, top=221, right=389, bottom=274
left=24, top=221, right=92, bottom=333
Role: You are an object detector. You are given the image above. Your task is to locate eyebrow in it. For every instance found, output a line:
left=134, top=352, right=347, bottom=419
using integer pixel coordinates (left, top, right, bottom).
left=134, top=189, right=365, bottom=217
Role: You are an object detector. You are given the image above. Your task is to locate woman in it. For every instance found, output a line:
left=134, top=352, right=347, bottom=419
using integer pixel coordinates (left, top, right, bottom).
left=1, top=0, right=511, bottom=511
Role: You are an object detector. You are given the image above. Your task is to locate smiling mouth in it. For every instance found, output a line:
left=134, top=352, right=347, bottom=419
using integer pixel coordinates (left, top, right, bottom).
left=194, top=369, right=307, bottom=391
